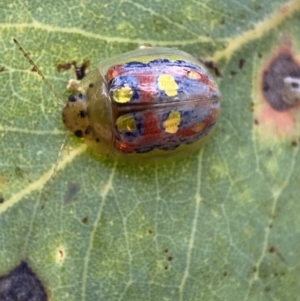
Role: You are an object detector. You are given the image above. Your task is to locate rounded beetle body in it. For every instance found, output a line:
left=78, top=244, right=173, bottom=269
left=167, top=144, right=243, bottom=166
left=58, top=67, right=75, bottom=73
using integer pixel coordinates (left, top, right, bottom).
left=62, top=47, right=220, bottom=160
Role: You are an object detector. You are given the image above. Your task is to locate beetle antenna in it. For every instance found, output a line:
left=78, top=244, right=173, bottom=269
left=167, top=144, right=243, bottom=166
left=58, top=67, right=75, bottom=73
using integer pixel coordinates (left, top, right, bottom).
left=13, top=38, right=65, bottom=106
left=41, top=132, right=70, bottom=209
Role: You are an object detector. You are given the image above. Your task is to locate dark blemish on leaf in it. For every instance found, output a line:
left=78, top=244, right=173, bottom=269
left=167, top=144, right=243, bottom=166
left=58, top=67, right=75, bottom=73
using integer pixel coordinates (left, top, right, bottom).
left=264, top=286, right=271, bottom=292
left=164, top=266, right=168, bottom=270
left=230, top=71, right=237, bottom=76
left=252, top=266, right=257, bottom=273
left=220, top=18, right=225, bottom=24
left=202, top=60, right=222, bottom=77
left=269, top=224, right=273, bottom=228
left=269, top=246, right=275, bottom=253
left=31, top=66, right=38, bottom=72
left=291, top=141, right=297, bottom=147
left=0, top=196, right=4, bottom=204
left=239, top=58, right=246, bottom=69
left=96, top=138, right=100, bottom=143
left=258, top=53, right=262, bottom=59
left=0, top=261, right=48, bottom=301
left=223, top=271, right=228, bottom=277
left=167, top=256, right=173, bottom=261
left=89, top=83, right=94, bottom=88
left=254, top=119, right=259, bottom=125
left=164, top=248, right=169, bottom=253
left=0, top=67, right=5, bottom=72
left=82, top=216, right=88, bottom=224
left=148, top=230, right=153, bottom=234
left=262, top=50, right=300, bottom=111
left=64, top=182, right=80, bottom=204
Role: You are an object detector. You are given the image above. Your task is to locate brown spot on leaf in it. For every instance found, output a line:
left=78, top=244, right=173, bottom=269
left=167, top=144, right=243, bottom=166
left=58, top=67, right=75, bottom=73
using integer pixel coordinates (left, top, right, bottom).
left=255, top=41, right=300, bottom=139
left=82, top=216, right=88, bottom=224
left=269, top=246, right=275, bottom=253
left=264, top=286, right=271, bottom=292
left=291, top=141, right=297, bottom=147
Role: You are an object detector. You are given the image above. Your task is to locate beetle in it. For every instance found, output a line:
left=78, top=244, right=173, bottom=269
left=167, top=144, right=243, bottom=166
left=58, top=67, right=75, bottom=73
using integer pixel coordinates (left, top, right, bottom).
left=14, top=41, right=220, bottom=160
left=62, top=47, right=220, bottom=159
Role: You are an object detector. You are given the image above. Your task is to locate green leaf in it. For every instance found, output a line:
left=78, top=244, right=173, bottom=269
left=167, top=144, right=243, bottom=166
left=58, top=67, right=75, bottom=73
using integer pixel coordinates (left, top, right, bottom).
left=1, top=0, right=300, bottom=300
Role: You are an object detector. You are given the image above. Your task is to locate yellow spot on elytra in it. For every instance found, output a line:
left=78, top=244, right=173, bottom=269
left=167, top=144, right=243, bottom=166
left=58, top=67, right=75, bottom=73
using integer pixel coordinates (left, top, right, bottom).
left=188, top=70, right=201, bottom=80
left=113, top=85, right=133, bottom=103
left=192, top=122, right=206, bottom=133
left=163, top=111, right=181, bottom=134
left=116, top=114, right=137, bottom=132
left=158, top=74, right=178, bottom=97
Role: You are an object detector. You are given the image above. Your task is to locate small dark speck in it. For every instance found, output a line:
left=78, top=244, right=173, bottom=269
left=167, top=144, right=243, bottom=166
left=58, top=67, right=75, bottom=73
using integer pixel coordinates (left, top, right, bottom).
left=220, top=18, right=225, bottom=24
left=269, top=246, right=275, bottom=253
left=0, top=67, right=5, bottom=72
left=96, top=138, right=100, bottom=143
left=264, top=286, right=271, bottom=292
left=89, top=83, right=94, bottom=88
left=164, top=248, right=169, bottom=253
left=82, top=216, right=88, bottom=224
left=202, top=60, right=222, bottom=77
left=254, top=119, right=259, bottom=125
left=0, top=196, right=4, bottom=203
left=269, top=224, right=273, bottom=228
left=148, top=230, right=153, bottom=234
left=291, top=141, right=297, bottom=147
left=291, top=81, right=299, bottom=88
left=230, top=71, right=237, bottom=76
left=258, top=53, right=262, bottom=58
left=31, top=66, right=38, bottom=72
left=164, top=266, right=168, bottom=270
left=167, top=256, right=173, bottom=261
left=223, top=271, right=228, bottom=277
left=239, top=58, right=246, bottom=69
